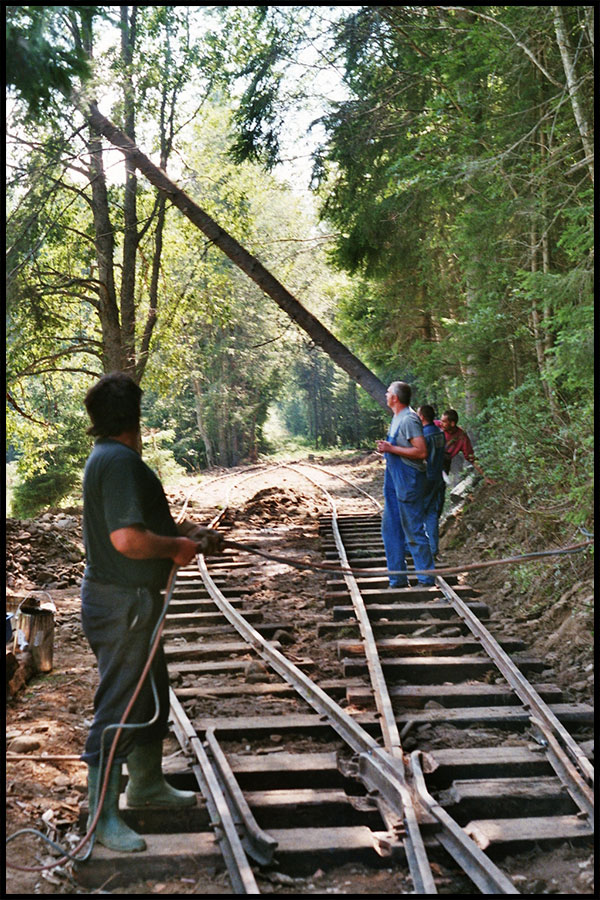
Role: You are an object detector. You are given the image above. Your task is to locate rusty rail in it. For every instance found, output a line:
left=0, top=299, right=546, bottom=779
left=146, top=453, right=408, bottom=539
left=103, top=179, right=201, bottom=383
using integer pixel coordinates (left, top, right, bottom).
left=435, top=575, right=594, bottom=820
left=410, top=751, right=520, bottom=895
left=169, top=460, right=591, bottom=894
left=283, top=464, right=435, bottom=894
left=169, top=688, right=261, bottom=894
left=195, top=462, right=523, bottom=893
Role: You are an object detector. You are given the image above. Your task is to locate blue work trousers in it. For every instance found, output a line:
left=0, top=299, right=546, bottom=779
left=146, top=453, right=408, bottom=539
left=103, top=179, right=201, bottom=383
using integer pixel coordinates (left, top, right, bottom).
left=422, top=480, right=445, bottom=557
left=381, top=458, right=435, bottom=587
left=80, top=578, right=170, bottom=766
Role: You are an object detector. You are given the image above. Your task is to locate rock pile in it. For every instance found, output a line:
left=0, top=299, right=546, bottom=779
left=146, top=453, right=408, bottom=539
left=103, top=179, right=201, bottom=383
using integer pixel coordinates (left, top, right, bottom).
left=6, top=512, right=85, bottom=593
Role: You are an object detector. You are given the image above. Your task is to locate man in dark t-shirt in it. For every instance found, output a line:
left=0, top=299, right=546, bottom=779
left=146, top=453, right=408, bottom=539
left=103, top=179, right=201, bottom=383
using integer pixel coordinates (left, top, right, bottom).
left=417, top=405, right=445, bottom=558
left=83, top=437, right=179, bottom=590
left=80, top=372, right=223, bottom=853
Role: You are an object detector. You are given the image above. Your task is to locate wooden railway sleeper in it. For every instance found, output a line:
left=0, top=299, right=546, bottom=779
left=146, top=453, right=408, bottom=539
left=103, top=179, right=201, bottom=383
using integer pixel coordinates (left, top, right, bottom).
left=196, top=553, right=438, bottom=893
left=184, top=468, right=590, bottom=893
left=316, top=478, right=439, bottom=894
left=285, top=466, right=442, bottom=894
left=224, top=467, right=439, bottom=893
left=193, top=473, right=574, bottom=893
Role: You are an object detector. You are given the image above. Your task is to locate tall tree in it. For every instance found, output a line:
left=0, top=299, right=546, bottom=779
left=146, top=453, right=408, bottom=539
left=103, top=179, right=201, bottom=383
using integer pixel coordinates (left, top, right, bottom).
left=7, top=5, right=388, bottom=412
left=7, top=7, right=204, bottom=388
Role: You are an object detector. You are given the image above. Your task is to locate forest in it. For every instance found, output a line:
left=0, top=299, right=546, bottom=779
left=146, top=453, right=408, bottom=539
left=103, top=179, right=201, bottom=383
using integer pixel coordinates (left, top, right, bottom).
left=6, top=6, right=594, bottom=543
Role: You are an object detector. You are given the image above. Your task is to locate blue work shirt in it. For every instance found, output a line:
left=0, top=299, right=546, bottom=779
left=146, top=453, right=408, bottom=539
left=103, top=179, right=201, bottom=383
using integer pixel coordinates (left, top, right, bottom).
left=385, top=407, right=426, bottom=503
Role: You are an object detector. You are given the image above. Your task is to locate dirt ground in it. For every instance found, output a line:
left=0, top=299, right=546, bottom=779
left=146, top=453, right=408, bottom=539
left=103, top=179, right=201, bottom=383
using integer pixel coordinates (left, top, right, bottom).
left=5, top=453, right=594, bottom=894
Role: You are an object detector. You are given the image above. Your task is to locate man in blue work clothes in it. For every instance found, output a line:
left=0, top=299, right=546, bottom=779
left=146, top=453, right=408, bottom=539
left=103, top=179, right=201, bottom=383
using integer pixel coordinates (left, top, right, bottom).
left=417, top=405, right=446, bottom=559
left=81, top=372, right=224, bottom=852
left=376, top=382, right=435, bottom=588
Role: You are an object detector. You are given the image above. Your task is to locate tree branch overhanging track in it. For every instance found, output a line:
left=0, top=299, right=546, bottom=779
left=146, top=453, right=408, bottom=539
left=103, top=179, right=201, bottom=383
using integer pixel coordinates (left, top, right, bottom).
left=79, top=98, right=388, bottom=411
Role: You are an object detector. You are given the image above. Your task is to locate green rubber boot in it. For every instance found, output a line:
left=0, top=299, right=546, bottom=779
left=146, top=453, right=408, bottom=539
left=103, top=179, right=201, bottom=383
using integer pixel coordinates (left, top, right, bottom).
left=87, top=763, right=146, bottom=852
left=125, top=740, right=196, bottom=808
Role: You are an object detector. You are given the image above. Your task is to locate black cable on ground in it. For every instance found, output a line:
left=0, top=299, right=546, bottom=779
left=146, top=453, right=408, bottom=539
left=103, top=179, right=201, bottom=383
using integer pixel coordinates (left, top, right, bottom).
left=220, top=537, right=594, bottom=578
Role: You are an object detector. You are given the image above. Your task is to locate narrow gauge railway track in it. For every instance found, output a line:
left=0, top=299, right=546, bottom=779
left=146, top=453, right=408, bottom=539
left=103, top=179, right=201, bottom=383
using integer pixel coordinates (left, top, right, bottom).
left=77, top=462, right=594, bottom=894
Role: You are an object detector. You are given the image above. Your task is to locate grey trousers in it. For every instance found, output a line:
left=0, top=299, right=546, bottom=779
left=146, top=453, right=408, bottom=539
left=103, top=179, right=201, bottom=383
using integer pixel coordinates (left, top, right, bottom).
left=80, top=578, right=169, bottom=766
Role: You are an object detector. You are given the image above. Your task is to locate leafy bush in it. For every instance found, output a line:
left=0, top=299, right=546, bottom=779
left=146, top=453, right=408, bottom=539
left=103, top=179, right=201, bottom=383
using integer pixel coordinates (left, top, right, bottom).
left=475, top=375, right=593, bottom=528
left=141, top=429, right=187, bottom=485
left=11, top=469, right=81, bottom=518
left=8, top=406, right=90, bottom=518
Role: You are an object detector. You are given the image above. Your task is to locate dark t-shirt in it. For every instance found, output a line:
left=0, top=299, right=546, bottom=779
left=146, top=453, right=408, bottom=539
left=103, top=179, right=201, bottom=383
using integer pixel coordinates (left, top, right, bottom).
left=83, top=438, right=177, bottom=590
left=423, top=422, right=445, bottom=483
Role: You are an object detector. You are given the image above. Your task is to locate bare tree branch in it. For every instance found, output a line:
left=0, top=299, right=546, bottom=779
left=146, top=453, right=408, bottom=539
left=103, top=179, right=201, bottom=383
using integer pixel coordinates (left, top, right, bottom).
left=6, top=391, right=51, bottom=427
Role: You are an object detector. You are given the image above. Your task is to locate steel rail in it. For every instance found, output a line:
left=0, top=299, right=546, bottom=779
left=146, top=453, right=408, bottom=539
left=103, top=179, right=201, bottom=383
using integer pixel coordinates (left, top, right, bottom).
left=188, top=462, right=523, bottom=892
left=435, top=575, right=595, bottom=809
left=169, top=689, right=261, bottom=894
left=283, top=464, right=401, bottom=752
left=282, top=464, right=437, bottom=895
left=410, top=751, right=520, bottom=895
left=302, top=474, right=519, bottom=894
left=529, top=717, right=594, bottom=822
left=292, top=461, right=383, bottom=512
left=205, top=727, right=278, bottom=866
left=332, top=514, right=403, bottom=753
left=196, top=543, right=522, bottom=894
left=196, top=551, right=383, bottom=760
left=196, top=551, right=439, bottom=893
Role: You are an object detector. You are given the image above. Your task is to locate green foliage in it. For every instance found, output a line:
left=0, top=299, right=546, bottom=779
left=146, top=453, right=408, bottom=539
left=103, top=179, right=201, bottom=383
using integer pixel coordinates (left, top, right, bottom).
left=6, top=7, right=94, bottom=118
left=9, top=402, right=91, bottom=517
left=474, top=375, right=593, bottom=527
left=219, top=6, right=319, bottom=170
left=282, top=348, right=386, bottom=449
left=141, top=429, right=188, bottom=485
left=141, top=390, right=204, bottom=471
left=7, top=3, right=594, bottom=546
left=11, top=470, right=81, bottom=519
left=307, top=5, right=593, bottom=534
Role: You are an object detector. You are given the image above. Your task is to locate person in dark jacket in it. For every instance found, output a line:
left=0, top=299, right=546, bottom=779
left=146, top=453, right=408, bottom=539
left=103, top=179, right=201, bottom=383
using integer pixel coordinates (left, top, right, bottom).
left=417, top=405, right=445, bottom=558
left=81, top=372, right=224, bottom=852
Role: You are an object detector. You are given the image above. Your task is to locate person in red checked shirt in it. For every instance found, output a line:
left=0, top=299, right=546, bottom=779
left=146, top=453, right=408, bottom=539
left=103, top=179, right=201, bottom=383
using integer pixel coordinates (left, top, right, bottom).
left=436, top=409, right=496, bottom=485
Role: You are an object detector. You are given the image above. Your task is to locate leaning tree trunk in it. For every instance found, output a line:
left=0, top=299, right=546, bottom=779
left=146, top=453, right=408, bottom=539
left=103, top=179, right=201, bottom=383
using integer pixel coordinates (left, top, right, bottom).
left=87, top=130, right=123, bottom=372
left=83, top=103, right=388, bottom=411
